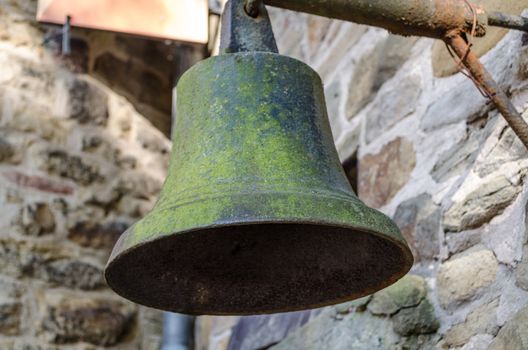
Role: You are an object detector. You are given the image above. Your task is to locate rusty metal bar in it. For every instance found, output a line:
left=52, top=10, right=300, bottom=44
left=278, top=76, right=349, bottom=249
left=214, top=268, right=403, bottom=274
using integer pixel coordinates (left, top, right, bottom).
left=445, top=34, right=528, bottom=149
left=264, top=0, right=487, bottom=39
left=488, top=11, right=528, bottom=32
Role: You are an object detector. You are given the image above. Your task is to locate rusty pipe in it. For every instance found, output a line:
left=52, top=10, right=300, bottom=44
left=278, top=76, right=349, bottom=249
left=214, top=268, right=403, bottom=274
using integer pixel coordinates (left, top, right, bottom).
left=445, top=34, right=528, bottom=149
left=264, top=0, right=488, bottom=39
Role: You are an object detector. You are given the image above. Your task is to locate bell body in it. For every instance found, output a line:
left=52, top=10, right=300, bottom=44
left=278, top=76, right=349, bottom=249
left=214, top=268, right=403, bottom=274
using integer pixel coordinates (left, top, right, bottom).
left=105, top=52, right=413, bottom=315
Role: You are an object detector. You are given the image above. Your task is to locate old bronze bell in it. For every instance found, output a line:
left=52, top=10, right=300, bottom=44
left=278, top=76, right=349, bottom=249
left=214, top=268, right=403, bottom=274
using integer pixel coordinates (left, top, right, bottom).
left=104, top=0, right=413, bottom=315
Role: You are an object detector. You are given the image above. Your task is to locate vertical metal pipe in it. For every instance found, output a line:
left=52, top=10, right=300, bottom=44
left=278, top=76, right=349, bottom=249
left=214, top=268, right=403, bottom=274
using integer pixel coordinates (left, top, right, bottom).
left=61, top=15, right=71, bottom=55
left=161, top=313, right=194, bottom=350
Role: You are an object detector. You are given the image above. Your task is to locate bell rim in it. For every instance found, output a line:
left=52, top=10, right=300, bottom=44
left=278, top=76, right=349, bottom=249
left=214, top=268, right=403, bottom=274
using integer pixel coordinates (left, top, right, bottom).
left=105, top=219, right=414, bottom=316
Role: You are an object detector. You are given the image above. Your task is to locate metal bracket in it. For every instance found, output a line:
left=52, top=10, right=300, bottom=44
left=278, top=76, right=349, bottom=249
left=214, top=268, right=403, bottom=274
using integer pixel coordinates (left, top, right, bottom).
left=62, top=15, right=71, bottom=56
left=219, top=0, right=278, bottom=54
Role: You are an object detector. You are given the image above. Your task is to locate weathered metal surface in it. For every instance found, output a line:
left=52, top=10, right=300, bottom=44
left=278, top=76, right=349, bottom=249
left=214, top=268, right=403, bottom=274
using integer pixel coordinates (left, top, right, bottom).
left=105, top=51, right=413, bottom=315
left=488, top=11, right=528, bottom=32
left=445, top=34, right=528, bottom=149
left=220, top=0, right=278, bottom=53
left=432, top=0, right=528, bottom=77
left=264, top=0, right=487, bottom=39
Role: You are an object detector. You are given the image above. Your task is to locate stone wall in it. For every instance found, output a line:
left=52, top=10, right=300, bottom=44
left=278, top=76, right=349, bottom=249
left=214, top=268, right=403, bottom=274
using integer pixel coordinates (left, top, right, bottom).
left=196, top=7, right=528, bottom=350
left=0, top=0, right=174, bottom=348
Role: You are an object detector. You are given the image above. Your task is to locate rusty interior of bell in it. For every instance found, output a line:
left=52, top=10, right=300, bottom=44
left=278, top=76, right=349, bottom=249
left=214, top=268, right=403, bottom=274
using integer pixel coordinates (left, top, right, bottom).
left=106, top=223, right=410, bottom=315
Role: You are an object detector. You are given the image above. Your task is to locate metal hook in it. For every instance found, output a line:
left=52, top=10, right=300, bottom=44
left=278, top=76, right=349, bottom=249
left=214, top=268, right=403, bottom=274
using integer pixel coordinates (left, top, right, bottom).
left=245, top=0, right=262, bottom=18
left=220, top=0, right=277, bottom=54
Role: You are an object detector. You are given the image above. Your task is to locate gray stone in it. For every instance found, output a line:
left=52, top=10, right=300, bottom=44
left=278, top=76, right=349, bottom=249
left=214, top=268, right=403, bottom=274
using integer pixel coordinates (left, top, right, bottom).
left=20, top=202, right=55, bottom=236
left=0, top=238, right=104, bottom=289
left=136, top=125, right=171, bottom=155
left=0, top=137, right=14, bottom=162
left=115, top=172, right=163, bottom=199
left=40, top=295, right=136, bottom=346
left=358, top=137, right=416, bottom=208
left=325, top=80, right=342, bottom=134
left=0, top=277, right=24, bottom=336
left=367, top=275, right=426, bottom=316
left=421, top=82, right=491, bottom=132
left=0, top=302, right=22, bottom=335
left=365, top=71, right=422, bottom=143
left=445, top=230, right=482, bottom=257
left=334, top=296, right=372, bottom=316
left=431, top=127, right=482, bottom=183
left=68, top=221, right=128, bottom=250
left=488, top=305, right=528, bottom=350
left=515, top=245, right=528, bottom=291
left=437, top=250, right=498, bottom=308
left=393, top=194, right=441, bottom=261
left=270, top=308, right=399, bottom=350
left=43, top=150, right=103, bottom=185
left=227, top=310, right=318, bottom=350
left=443, top=172, right=523, bottom=232
left=519, top=45, right=528, bottom=79
left=68, top=78, right=108, bottom=125
left=460, top=334, right=494, bottom=350
left=396, top=334, right=442, bottom=350
left=315, top=24, right=368, bottom=80
left=0, top=277, right=24, bottom=299
left=373, top=35, right=419, bottom=90
left=474, top=126, right=528, bottom=178
left=304, top=15, right=333, bottom=60
left=345, top=42, right=384, bottom=120
left=42, top=259, right=105, bottom=290
left=392, top=299, right=440, bottom=336
left=0, top=340, right=61, bottom=350
left=444, top=299, right=499, bottom=347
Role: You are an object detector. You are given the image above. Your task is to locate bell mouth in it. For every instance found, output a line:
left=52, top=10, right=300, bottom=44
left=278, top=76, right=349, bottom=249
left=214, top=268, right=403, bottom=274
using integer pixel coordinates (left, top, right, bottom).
left=105, top=222, right=413, bottom=315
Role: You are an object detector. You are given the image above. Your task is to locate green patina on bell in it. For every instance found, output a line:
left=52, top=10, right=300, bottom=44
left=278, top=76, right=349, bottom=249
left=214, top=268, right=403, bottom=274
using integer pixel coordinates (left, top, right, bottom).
left=104, top=0, right=413, bottom=315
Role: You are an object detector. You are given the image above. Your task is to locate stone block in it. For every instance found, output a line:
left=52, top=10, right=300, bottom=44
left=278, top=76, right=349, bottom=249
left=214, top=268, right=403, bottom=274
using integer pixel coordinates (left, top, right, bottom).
left=365, top=71, right=422, bottom=143
left=437, top=250, right=498, bottom=308
left=68, top=221, right=128, bottom=250
left=228, top=311, right=316, bottom=350
left=42, top=150, right=103, bottom=186
left=0, top=277, right=24, bottom=336
left=488, top=305, right=528, bottom=350
left=0, top=302, right=22, bottom=335
left=393, top=194, right=441, bottom=261
left=0, top=137, right=14, bottom=162
left=515, top=245, right=528, bottom=291
left=0, top=238, right=104, bottom=290
left=39, top=294, right=136, bottom=346
left=367, top=274, right=427, bottom=316
left=68, top=78, right=108, bottom=125
left=392, top=299, right=439, bottom=336
left=444, top=299, right=499, bottom=347
left=20, top=202, right=56, bottom=236
left=2, top=171, right=74, bottom=195
left=443, top=172, right=523, bottom=232
left=358, top=137, right=416, bottom=208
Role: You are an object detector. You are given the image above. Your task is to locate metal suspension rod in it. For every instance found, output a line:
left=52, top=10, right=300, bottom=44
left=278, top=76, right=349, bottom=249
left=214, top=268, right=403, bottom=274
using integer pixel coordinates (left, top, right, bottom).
left=445, top=34, right=528, bottom=149
left=264, top=0, right=488, bottom=39
left=488, top=11, right=528, bottom=32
